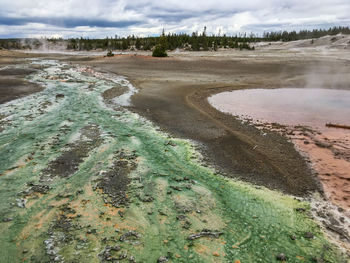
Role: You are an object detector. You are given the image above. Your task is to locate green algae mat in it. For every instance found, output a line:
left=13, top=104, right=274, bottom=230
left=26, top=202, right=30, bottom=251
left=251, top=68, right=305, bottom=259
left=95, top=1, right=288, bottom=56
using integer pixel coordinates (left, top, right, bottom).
left=0, top=59, right=346, bottom=262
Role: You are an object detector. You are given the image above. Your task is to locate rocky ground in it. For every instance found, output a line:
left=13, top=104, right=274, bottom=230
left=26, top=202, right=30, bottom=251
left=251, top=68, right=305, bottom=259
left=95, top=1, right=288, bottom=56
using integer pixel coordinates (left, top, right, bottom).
left=77, top=45, right=350, bottom=198
left=0, top=52, right=44, bottom=104
left=0, top=38, right=350, bottom=261
left=73, top=42, right=350, bottom=253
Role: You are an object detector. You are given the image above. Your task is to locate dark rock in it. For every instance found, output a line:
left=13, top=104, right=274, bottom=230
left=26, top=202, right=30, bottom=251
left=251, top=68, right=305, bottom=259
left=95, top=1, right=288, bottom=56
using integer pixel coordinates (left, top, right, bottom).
left=174, top=203, right=192, bottom=213
left=87, top=229, right=97, bottom=234
left=119, top=231, right=140, bottom=242
left=95, top=153, right=136, bottom=208
left=165, top=141, right=176, bottom=147
left=187, top=229, right=223, bottom=240
left=138, top=194, right=154, bottom=202
left=31, top=184, right=51, bottom=194
left=98, top=247, right=112, bottom=261
left=170, top=185, right=181, bottom=191
left=183, top=220, right=191, bottom=229
left=55, top=94, right=65, bottom=99
left=315, top=141, right=330, bottom=148
left=118, top=252, right=127, bottom=260
left=176, top=215, right=187, bottom=221
left=317, top=210, right=327, bottom=218
left=329, top=215, right=340, bottom=226
left=290, top=235, right=296, bottom=240
left=44, top=125, right=103, bottom=180
left=276, top=253, right=287, bottom=261
left=185, top=184, right=192, bottom=190
left=118, top=210, right=124, bottom=218
left=158, top=210, right=167, bottom=216
left=326, top=224, right=350, bottom=241
left=2, top=217, right=13, bottom=222
left=304, top=232, right=314, bottom=239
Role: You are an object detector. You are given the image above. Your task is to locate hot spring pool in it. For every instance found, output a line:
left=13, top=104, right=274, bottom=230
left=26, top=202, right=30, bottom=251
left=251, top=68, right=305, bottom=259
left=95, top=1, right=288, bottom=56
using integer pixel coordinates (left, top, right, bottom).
left=208, top=88, right=350, bottom=130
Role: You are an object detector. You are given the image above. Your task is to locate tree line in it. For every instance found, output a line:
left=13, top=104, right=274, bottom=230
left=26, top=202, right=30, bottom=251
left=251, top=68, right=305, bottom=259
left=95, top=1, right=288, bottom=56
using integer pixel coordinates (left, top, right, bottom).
left=65, top=27, right=255, bottom=52
left=262, top=26, right=350, bottom=42
left=1, top=26, right=349, bottom=51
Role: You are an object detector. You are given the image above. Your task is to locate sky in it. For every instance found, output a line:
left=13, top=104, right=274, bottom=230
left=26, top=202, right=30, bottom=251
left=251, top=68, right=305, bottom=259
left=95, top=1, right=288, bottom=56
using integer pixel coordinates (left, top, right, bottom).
left=0, top=0, right=349, bottom=38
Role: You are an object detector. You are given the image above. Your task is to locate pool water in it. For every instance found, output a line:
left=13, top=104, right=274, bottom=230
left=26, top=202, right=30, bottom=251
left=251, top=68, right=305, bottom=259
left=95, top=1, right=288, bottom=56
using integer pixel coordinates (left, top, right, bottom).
left=208, top=88, right=350, bottom=130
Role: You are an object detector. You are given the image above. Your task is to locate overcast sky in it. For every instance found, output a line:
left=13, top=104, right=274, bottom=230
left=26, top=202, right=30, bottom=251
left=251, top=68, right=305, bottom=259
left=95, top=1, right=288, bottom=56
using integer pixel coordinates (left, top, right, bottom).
left=0, top=0, right=349, bottom=38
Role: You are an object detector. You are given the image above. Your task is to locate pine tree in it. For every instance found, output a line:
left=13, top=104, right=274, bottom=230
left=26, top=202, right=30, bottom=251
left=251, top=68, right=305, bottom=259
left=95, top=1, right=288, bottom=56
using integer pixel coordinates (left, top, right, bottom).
left=191, top=32, right=200, bottom=51
left=121, top=39, right=128, bottom=50
left=135, top=38, right=141, bottom=50
left=152, top=29, right=168, bottom=57
left=202, top=26, right=209, bottom=51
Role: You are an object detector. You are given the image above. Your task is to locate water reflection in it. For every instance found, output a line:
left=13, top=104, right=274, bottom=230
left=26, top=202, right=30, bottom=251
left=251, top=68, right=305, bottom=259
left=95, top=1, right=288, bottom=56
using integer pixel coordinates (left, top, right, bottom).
left=209, top=88, right=350, bottom=130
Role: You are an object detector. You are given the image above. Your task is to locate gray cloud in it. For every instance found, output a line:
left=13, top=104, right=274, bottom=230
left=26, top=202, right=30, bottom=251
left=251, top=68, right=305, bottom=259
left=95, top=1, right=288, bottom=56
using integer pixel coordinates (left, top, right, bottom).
left=0, top=0, right=349, bottom=38
left=0, top=16, right=140, bottom=28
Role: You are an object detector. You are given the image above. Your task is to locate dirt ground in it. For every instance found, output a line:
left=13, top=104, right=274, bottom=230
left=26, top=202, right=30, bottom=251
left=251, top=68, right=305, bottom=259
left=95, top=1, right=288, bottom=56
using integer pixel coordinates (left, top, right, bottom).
left=78, top=47, right=350, bottom=197
left=0, top=51, right=44, bottom=104
left=1, top=41, right=350, bottom=200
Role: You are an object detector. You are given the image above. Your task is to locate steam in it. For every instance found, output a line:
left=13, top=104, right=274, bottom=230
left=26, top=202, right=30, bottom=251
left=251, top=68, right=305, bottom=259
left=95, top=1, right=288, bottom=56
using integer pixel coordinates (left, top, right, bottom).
left=15, top=38, right=109, bottom=55
left=19, top=38, right=67, bottom=53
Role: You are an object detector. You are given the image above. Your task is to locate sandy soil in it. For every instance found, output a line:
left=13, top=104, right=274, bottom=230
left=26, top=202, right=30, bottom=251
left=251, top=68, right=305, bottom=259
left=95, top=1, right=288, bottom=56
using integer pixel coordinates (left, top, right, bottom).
left=289, top=127, right=350, bottom=209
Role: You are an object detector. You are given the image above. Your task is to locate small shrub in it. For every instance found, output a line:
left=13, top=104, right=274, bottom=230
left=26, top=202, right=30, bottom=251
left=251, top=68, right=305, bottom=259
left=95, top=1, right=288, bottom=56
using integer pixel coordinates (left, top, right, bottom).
left=152, top=44, right=167, bottom=57
left=106, top=50, right=114, bottom=57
